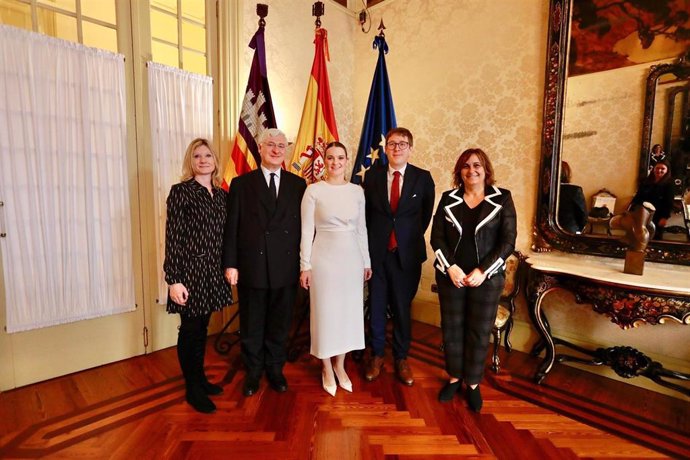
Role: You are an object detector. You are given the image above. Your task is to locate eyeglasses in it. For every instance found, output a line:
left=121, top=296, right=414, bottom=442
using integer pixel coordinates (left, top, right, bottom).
left=386, top=141, right=409, bottom=150
left=264, top=142, right=287, bottom=150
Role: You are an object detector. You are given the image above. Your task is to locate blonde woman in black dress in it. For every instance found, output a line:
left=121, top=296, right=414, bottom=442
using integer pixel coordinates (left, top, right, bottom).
left=164, top=138, right=233, bottom=413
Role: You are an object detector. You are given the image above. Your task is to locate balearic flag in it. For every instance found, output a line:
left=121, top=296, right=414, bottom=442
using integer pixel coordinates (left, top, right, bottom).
left=222, top=23, right=276, bottom=190
left=350, top=34, right=396, bottom=185
left=289, top=28, right=339, bottom=184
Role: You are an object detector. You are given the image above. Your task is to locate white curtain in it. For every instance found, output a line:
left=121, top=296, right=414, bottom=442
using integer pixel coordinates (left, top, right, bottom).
left=147, top=62, right=213, bottom=304
left=0, top=26, right=135, bottom=333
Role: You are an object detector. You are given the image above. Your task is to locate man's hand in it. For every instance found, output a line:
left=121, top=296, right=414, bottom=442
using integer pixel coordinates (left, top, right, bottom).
left=225, top=268, right=238, bottom=285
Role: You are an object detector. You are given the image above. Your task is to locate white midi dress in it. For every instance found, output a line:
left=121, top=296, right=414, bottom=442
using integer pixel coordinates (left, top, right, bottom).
left=300, top=181, right=371, bottom=359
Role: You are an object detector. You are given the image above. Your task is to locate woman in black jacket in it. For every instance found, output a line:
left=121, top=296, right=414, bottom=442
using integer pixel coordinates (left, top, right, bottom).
left=558, top=161, right=587, bottom=233
left=632, top=160, right=674, bottom=239
left=430, top=148, right=517, bottom=412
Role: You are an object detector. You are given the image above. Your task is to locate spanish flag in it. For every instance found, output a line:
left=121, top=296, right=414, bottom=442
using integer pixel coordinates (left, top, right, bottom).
left=289, top=28, right=339, bottom=184
left=222, top=24, right=276, bottom=190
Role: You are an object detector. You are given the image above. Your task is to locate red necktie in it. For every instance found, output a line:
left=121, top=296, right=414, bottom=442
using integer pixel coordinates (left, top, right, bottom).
left=388, top=171, right=401, bottom=250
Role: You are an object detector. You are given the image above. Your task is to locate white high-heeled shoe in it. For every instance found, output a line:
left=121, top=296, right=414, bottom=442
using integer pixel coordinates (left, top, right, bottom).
left=322, top=374, right=337, bottom=397
left=334, top=368, right=352, bottom=393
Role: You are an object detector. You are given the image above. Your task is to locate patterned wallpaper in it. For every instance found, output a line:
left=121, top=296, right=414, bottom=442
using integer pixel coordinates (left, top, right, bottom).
left=350, top=0, right=546, bottom=303
left=238, top=0, right=689, bottom=376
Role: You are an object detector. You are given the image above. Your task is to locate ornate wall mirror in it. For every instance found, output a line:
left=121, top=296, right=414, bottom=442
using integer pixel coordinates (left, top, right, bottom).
left=534, top=0, right=690, bottom=265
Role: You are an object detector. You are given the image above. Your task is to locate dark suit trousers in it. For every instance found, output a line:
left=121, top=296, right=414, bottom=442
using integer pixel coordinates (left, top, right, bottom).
left=369, top=250, right=421, bottom=360
left=437, top=273, right=504, bottom=385
left=238, top=284, right=295, bottom=377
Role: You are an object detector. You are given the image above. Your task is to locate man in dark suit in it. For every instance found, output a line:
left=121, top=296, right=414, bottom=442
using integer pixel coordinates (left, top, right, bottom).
left=363, top=127, right=435, bottom=386
left=223, top=128, right=307, bottom=397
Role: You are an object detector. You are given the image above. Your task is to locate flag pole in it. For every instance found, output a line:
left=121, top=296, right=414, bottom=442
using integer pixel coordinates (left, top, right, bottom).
left=221, top=2, right=277, bottom=188
left=288, top=0, right=339, bottom=183
left=349, top=22, right=397, bottom=184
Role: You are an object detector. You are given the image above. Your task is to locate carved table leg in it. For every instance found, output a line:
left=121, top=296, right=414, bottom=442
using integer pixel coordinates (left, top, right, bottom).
left=527, top=270, right=560, bottom=384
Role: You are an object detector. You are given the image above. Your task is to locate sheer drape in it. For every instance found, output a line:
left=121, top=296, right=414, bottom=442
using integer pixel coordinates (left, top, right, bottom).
left=147, top=62, right=213, bottom=304
left=0, top=26, right=134, bottom=333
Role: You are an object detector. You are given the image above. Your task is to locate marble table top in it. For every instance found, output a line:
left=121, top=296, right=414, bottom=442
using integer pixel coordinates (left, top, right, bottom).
left=526, top=251, right=690, bottom=295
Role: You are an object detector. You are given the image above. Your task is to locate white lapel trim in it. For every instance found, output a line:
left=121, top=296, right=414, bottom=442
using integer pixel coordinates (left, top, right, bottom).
left=476, top=185, right=503, bottom=232
left=443, top=188, right=464, bottom=234
left=434, top=249, right=451, bottom=274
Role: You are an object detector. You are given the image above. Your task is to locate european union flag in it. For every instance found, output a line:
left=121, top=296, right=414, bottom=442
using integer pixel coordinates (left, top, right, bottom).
left=350, top=34, right=396, bottom=184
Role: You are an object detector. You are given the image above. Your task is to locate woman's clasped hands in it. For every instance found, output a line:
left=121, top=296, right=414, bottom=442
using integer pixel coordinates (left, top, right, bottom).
left=447, top=265, right=486, bottom=288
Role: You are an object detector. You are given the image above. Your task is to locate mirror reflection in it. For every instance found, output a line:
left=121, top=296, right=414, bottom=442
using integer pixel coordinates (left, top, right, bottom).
left=558, top=0, right=690, bottom=242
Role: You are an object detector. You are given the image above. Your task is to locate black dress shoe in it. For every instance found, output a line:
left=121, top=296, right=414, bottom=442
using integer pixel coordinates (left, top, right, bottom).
left=267, top=372, right=288, bottom=392
left=243, top=376, right=260, bottom=397
left=438, top=380, right=462, bottom=402
left=202, top=380, right=224, bottom=396
left=467, top=385, right=482, bottom=412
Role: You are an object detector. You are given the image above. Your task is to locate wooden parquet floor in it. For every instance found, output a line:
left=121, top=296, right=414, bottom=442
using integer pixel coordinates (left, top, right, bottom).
left=1, top=322, right=688, bottom=459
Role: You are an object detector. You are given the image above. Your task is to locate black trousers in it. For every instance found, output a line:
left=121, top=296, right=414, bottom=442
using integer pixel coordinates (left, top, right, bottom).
left=437, top=273, right=504, bottom=385
left=369, top=250, right=422, bottom=360
left=238, top=284, right=296, bottom=378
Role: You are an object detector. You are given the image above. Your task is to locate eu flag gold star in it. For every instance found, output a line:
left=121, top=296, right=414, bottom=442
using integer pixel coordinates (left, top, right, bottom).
left=367, top=147, right=379, bottom=163
left=356, top=164, right=370, bottom=180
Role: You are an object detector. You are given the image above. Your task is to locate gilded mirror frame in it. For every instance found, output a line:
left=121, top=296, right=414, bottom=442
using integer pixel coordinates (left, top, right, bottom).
left=534, top=0, right=690, bottom=266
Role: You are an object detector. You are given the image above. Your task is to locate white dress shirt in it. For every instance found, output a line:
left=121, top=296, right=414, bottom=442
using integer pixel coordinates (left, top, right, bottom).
left=261, top=166, right=281, bottom=196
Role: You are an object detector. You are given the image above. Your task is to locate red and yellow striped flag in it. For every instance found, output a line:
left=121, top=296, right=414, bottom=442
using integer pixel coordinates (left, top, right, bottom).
left=288, top=28, right=339, bottom=184
left=222, top=25, right=276, bottom=190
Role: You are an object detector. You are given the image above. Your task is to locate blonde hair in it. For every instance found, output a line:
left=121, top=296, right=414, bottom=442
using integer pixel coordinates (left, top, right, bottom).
left=180, top=138, right=221, bottom=186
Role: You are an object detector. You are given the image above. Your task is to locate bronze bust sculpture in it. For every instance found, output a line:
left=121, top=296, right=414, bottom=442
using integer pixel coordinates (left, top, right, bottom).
left=609, top=202, right=656, bottom=274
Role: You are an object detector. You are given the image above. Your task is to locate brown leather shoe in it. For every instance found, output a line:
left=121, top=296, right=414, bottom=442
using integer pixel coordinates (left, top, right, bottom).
left=395, top=359, right=414, bottom=386
left=365, top=356, right=384, bottom=381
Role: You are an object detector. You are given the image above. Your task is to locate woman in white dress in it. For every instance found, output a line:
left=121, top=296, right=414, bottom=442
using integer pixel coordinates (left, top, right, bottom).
left=300, top=142, right=372, bottom=396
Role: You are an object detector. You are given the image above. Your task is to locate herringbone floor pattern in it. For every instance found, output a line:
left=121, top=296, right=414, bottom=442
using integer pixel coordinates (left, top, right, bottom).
left=1, top=324, right=687, bottom=459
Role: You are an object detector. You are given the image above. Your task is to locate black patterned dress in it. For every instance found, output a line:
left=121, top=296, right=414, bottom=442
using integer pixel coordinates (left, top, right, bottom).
left=164, top=179, right=233, bottom=316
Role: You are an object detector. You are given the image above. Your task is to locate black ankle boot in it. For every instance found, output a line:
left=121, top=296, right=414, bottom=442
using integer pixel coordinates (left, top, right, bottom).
left=438, top=380, right=462, bottom=402
left=201, top=380, right=223, bottom=396
left=186, top=384, right=216, bottom=413
left=467, top=385, right=482, bottom=412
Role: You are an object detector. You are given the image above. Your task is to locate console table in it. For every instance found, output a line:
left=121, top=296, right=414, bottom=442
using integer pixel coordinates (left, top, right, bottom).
left=526, top=251, right=690, bottom=396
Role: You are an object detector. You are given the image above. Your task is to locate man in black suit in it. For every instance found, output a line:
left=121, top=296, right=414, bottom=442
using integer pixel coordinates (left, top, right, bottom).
left=223, top=128, right=307, bottom=397
left=363, top=127, right=435, bottom=386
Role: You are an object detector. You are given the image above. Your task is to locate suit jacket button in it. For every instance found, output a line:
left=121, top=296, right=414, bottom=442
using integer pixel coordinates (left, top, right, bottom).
left=265, top=231, right=270, bottom=235
left=259, top=250, right=264, bottom=255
